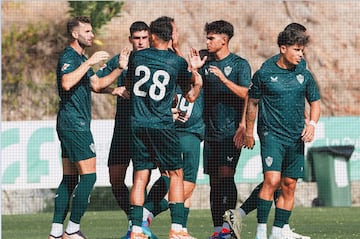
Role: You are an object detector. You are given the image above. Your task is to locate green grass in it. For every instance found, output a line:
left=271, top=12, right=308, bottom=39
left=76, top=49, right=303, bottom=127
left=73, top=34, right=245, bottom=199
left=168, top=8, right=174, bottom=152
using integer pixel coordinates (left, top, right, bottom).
left=2, top=207, right=360, bottom=239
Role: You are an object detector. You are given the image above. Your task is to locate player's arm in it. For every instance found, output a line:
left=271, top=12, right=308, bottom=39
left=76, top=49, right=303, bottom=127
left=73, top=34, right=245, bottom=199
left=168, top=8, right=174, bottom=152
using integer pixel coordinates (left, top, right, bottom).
left=181, top=48, right=207, bottom=102
left=170, top=26, right=184, bottom=58
left=208, top=65, right=248, bottom=99
left=184, top=70, right=203, bottom=103
left=244, top=97, right=259, bottom=149
left=301, top=99, right=320, bottom=143
left=100, top=86, right=130, bottom=99
left=233, top=94, right=248, bottom=149
left=91, top=47, right=130, bottom=92
left=61, top=51, right=109, bottom=91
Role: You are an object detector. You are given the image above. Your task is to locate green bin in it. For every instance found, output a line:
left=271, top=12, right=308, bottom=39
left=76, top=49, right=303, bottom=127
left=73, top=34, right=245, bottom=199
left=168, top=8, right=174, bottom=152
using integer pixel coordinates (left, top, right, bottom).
left=307, top=145, right=355, bottom=207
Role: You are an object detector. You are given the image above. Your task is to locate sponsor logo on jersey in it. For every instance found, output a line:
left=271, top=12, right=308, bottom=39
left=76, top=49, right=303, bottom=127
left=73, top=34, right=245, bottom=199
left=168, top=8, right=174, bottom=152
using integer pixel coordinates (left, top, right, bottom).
left=270, top=76, right=278, bottom=82
left=98, top=63, right=107, bottom=71
left=296, top=74, right=304, bottom=84
left=265, top=156, right=273, bottom=167
left=224, top=66, right=232, bottom=76
left=61, top=63, right=70, bottom=72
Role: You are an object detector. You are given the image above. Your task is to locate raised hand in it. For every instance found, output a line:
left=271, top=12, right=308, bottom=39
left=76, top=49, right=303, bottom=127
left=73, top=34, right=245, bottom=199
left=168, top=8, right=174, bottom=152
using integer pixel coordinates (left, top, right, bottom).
left=189, top=47, right=207, bottom=70
left=119, top=47, right=131, bottom=70
left=88, top=51, right=110, bottom=66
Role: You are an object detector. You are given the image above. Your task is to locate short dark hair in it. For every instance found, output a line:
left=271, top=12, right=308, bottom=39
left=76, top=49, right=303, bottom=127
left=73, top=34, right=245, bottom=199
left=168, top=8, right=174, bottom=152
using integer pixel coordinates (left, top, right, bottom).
left=150, top=16, right=173, bottom=41
left=129, top=21, right=150, bottom=36
left=277, top=29, right=310, bottom=47
left=284, top=22, right=307, bottom=32
left=67, top=16, right=91, bottom=39
left=204, top=20, right=234, bottom=40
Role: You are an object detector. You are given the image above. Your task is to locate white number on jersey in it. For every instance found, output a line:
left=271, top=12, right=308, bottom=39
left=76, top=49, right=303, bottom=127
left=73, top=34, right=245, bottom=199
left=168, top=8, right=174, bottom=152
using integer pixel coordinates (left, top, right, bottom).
left=177, top=93, right=194, bottom=116
left=133, top=65, right=170, bottom=101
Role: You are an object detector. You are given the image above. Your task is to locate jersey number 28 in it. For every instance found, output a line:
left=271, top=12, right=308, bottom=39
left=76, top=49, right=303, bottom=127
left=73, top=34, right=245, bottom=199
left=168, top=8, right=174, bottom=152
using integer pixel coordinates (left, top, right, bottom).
left=133, top=65, right=170, bottom=101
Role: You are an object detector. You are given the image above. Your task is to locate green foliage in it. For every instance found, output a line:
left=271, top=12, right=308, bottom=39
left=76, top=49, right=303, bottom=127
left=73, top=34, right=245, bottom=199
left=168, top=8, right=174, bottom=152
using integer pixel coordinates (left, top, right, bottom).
left=1, top=22, right=64, bottom=120
left=68, top=1, right=124, bottom=33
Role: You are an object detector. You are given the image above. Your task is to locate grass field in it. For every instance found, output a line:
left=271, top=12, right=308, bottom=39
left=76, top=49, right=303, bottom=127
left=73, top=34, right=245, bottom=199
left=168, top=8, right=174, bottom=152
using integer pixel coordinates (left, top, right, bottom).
left=2, top=207, right=360, bottom=239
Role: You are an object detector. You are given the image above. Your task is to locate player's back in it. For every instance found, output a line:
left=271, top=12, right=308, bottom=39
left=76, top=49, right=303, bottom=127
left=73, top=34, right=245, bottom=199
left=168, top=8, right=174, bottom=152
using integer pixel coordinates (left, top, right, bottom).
left=128, top=47, right=191, bottom=129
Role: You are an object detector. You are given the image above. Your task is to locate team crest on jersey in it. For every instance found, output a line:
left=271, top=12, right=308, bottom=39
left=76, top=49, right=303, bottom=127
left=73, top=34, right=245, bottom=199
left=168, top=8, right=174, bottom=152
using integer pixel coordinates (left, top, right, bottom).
left=296, top=74, right=304, bottom=84
left=89, top=143, right=96, bottom=154
left=224, top=66, right=232, bottom=76
left=61, top=63, right=70, bottom=72
left=265, top=156, right=273, bottom=167
left=205, top=68, right=209, bottom=75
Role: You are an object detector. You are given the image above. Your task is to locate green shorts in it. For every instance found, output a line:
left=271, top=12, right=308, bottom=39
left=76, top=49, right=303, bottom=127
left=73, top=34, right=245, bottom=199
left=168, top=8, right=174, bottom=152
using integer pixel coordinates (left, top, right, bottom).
left=203, top=137, right=241, bottom=175
left=131, top=127, right=182, bottom=171
left=260, top=132, right=305, bottom=179
left=178, top=132, right=201, bottom=183
left=57, top=129, right=96, bottom=162
left=108, top=126, right=131, bottom=167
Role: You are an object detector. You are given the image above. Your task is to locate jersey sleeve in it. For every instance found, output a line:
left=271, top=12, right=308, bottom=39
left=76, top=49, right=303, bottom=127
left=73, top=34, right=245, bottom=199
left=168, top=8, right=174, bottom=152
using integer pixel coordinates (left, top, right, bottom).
left=58, top=52, right=79, bottom=77
left=248, top=70, right=262, bottom=99
left=236, top=60, right=252, bottom=88
left=305, top=71, right=321, bottom=103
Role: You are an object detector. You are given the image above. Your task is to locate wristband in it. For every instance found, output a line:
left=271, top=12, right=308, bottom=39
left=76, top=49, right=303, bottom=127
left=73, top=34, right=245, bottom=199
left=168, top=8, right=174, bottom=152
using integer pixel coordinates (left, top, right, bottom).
left=309, top=120, right=317, bottom=127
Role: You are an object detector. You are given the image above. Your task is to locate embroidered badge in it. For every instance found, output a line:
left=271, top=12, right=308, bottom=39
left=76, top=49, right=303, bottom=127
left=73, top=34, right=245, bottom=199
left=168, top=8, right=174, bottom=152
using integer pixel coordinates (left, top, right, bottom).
left=265, top=156, right=273, bottom=167
left=270, top=76, right=278, bottom=82
left=296, top=74, right=304, bottom=84
left=226, top=156, right=234, bottom=162
left=224, top=66, right=232, bottom=76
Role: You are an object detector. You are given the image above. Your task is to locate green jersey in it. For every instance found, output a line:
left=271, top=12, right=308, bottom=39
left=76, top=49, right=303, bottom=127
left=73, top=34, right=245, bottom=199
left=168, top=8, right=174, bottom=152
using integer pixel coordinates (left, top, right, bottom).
left=174, top=85, right=205, bottom=140
left=56, top=46, right=95, bottom=131
left=126, top=48, right=192, bottom=129
left=200, top=53, right=251, bottom=141
left=96, top=54, right=130, bottom=128
left=250, top=55, right=320, bottom=144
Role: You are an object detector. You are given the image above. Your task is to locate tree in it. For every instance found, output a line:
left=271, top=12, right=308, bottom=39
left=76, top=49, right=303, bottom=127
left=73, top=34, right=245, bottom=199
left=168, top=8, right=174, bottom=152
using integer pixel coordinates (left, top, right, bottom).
left=68, top=1, right=124, bottom=33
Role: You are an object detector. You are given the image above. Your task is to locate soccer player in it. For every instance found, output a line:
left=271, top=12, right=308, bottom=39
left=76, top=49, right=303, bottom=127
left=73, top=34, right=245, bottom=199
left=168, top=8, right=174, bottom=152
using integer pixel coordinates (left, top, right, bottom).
left=140, top=16, right=206, bottom=239
left=244, top=29, right=320, bottom=239
left=96, top=21, right=150, bottom=239
left=194, top=20, right=252, bottom=239
left=224, top=23, right=312, bottom=239
left=48, top=16, right=128, bottom=239
left=125, top=16, right=204, bottom=239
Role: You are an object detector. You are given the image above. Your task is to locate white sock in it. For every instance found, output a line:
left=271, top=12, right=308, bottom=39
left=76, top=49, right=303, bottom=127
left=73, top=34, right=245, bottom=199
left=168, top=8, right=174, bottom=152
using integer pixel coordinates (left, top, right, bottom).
left=143, top=208, right=151, bottom=221
left=49, top=223, right=63, bottom=237
left=238, top=208, right=247, bottom=218
left=171, top=223, right=182, bottom=232
left=132, top=225, right=142, bottom=233
left=271, top=226, right=283, bottom=236
left=256, top=223, right=267, bottom=235
left=65, top=220, right=80, bottom=234
left=283, top=224, right=290, bottom=230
